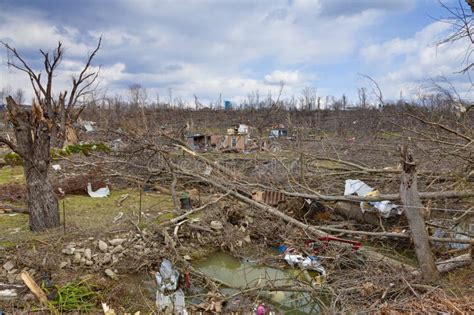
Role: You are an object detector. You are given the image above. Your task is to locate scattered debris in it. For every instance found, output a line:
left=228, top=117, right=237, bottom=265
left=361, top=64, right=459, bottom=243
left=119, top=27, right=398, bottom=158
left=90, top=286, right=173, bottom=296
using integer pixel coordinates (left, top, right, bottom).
left=52, top=164, right=61, bottom=171
left=279, top=245, right=326, bottom=276
left=113, top=212, right=124, bottom=223
left=155, top=259, right=187, bottom=314
left=115, top=194, right=129, bottom=207
left=109, top=138, right=124, bottom=151
left=283, top=254, right=326, bottom=276
left=251, top=190, right=286, bottom=206
left=238, top=124, right=249, bottom=134
left=179, top=192, right=192, bottom=210
left=344, top=179, right=400, bottom=218
left=308, top=236, right=362, bottom=253
left=210, top=220, right=224, bottom=230
left=102, top=302, right=116, bottom=315
left=256, top=302, right=266, bottom=315
left=0, top=284, right=23, bottom=299
left=20, top=271, right=48, bottom=305
left=104, top=269, right=116, bottom=279
left=433, top=227, right=471, bottom=250
left=83, top=121, right=95, bottom=132
left=2, top=262, right=14, bottom=272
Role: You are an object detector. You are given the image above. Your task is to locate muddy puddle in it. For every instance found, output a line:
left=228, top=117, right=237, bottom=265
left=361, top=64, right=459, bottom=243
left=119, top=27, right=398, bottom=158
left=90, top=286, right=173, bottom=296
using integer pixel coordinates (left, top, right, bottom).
left=127, top=251, right=327, bottom=313
left=193, top=252, right=326, bottom=314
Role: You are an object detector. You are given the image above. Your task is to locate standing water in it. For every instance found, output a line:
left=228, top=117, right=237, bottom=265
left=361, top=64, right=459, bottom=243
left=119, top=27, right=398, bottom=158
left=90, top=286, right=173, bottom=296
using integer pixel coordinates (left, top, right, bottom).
left=193, top=252, right=325, bottom=314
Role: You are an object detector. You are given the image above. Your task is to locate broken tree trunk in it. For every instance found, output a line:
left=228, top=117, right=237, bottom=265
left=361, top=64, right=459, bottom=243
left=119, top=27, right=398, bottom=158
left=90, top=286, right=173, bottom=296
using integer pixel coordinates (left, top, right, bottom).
left=411, top=253, right=472, bottom=276
left=0, top=39, right=101, bottom=231
left=400, top=145, right=439, bottom=282
left=6, top=97, right=59, bottom=232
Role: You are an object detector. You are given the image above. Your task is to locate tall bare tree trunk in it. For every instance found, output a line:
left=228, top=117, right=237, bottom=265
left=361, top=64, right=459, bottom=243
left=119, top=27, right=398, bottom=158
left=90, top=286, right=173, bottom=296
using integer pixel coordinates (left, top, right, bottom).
left=24, top=160, right=59, bottom=231
left=6, top=97, right=60, bottom=231
left=399, top=145, right=439, bottom=282
left=1, top=39, right=100, bottom=232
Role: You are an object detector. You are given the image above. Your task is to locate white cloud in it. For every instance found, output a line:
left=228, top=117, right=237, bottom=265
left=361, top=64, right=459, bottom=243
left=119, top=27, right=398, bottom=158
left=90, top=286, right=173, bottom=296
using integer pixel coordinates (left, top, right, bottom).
left=360, top=21, right=451, bottom=61
left=264, top=70, right=300, bottom=85
left=1, top=0, right=384, bottom=104
left=359, top=20, right=474, bottom=100
left=0, top=10, right=90, bottom=57
left=1, top=0, right=459, bottom=105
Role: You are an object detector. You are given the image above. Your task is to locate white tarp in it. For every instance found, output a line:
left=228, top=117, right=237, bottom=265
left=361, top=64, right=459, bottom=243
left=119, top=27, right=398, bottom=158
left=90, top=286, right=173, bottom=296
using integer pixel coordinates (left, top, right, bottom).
left=344, top=179, right=400, bottom=218
left=87, top=183, right=110, bottom=198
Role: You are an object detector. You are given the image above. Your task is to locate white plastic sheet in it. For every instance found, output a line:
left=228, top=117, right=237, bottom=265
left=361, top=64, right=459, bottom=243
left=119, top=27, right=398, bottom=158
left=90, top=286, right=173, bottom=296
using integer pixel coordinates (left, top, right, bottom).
left=284, top=254, right=326, bottom=276
left=83, top=122, right=95, bottom=132
left=344, top=179, right=400, bottom=218
left=156, top=259, right=179, bottom=292
left=87, top=183, right=110, bottom=198
left=155, top=259, right=188, bottom=314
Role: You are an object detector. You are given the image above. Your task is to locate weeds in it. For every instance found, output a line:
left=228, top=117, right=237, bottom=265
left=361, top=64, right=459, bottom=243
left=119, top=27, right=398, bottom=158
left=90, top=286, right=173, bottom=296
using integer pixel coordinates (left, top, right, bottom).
left=46, top=279, right=98, bottom=313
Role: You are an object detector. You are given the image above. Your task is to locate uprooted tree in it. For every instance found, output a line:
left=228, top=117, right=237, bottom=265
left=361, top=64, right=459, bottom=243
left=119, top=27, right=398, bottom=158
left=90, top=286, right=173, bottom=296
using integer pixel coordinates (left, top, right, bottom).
left=0, top=39, right=101, bottom=232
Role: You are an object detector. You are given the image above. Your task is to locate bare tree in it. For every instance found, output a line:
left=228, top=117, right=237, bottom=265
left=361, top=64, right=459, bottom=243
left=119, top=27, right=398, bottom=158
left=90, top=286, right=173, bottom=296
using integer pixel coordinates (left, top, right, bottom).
left=301, top=86, right=317, bottom=110
left=129, top=83, right=148, bottom=131
left=1, top=39, right=101, bottom=148
left=13, top=88, right=25, bottom=105
left=341, top=94, right=347, bottom=110
left=275, top=80, right=285, bottom=107
left=193, top=94, right=202, bottom=110
left=0, top=39, right=101, bottom=232
left=359, top=74, right=384, bottom=107
left=438, top=0, right=474, bottom=74
left=358, top=87, right=368, bottom=108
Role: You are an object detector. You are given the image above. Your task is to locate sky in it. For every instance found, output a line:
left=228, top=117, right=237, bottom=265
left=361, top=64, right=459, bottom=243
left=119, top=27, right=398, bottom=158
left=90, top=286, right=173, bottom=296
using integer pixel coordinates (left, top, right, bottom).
left=0, top=0, right=473, bottom=106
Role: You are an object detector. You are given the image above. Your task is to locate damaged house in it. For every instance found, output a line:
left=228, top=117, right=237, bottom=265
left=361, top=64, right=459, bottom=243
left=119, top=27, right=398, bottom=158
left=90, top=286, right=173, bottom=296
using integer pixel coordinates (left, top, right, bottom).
left=186, top=134, right=211, bottom=151
left=221, top=125, right=249, bottom=151
left=269, top=124, right=288, bottom=139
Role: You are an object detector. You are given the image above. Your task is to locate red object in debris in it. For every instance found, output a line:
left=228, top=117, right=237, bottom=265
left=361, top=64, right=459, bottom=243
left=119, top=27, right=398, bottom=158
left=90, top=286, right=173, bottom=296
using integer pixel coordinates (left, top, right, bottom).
left=306, top=236, right=362, bottom=254
left=185, top=271, right=191, bottom=289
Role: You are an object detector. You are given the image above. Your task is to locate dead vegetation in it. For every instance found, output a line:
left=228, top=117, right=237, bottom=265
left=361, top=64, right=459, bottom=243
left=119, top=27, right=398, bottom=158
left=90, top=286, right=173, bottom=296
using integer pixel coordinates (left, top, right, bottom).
left=0, top=101, right=471, bottom=314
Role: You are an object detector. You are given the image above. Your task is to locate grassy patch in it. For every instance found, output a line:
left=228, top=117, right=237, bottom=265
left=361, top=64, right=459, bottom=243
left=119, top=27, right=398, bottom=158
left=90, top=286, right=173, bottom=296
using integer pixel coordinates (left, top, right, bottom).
left=0, top=166, right=24, bottom=184
left=0, top=212, right=29, bottom=244
left=379, top=131, right=402, bottom=140
left=46, top=279, right=99, bottom=313
left=155, top=211, right=175, bottom=224
left=62, top=188, right=174, bottom=231
left=0, top=240, right=17, bottom=248
left=0, top=189, right=174, bottom=245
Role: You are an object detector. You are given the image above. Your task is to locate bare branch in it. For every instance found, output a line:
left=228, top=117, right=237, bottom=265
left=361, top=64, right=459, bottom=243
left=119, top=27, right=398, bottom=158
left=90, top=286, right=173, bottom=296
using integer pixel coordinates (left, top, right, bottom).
left=67, top=37, right=102, bottom=110
left=359, top=73, right=384, bottom=106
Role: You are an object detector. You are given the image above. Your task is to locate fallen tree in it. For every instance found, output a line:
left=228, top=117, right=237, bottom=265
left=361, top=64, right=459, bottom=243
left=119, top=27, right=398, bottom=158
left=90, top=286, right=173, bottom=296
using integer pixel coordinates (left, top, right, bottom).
left=283, top=189, right=474, bottom=202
